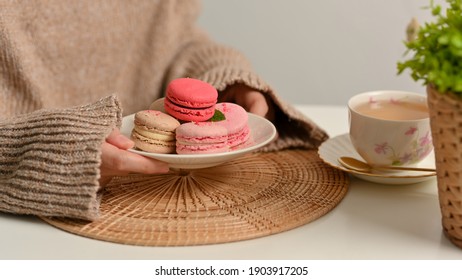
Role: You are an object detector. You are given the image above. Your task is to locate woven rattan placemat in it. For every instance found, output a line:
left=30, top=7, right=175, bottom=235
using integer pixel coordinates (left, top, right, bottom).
left=41, top=149, right=349, bottom=246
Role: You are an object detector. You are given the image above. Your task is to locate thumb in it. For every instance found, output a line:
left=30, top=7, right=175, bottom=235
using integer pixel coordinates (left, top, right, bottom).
left=105, top=128, right=134, bottom=150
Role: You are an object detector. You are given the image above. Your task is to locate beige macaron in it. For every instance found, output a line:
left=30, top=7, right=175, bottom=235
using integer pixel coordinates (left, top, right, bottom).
left=148, top=97, right=166, bottom=113
left=131, top=110, right=180, bottom=153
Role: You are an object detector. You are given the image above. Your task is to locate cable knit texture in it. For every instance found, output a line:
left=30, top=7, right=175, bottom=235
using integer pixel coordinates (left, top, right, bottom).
left=0, top=96, right=121, bottom=220
left=0, top=0, right=328, bottom=220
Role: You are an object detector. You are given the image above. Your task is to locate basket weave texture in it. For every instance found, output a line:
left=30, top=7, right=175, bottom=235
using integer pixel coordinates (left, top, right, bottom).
left=41, top=150, right=349, bottom=246
left=427, top=85, right=462, bottom=249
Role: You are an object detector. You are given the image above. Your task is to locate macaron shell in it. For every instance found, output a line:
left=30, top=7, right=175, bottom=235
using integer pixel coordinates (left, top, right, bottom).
left=176, top=122, right=228, bottom=143
left=166, top=78, right=218, bottom=108
left=214, top=103, right=248, bottom=134
left=134, top=110, right=180, bottom=133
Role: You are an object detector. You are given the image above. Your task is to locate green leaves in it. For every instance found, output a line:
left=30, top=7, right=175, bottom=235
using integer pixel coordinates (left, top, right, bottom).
left=397, top=0, right=462, bottom=96
left=432, top=4, right=441, bottom=16
left=208, top=109, right=226, bottom=122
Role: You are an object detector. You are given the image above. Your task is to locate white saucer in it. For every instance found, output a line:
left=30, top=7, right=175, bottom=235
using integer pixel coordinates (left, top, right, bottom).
left=318, top=133, right=436, bottom=185
left=121, top=113, right=277, bottom=169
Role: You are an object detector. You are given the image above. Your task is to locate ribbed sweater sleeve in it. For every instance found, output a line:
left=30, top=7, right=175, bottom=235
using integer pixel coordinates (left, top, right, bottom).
left=0, top=95, right=122, bottom=220
left=165, top=32, right=329, bottom=151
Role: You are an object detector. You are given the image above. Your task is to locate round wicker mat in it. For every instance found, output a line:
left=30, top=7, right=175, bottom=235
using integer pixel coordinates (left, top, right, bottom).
left=41, top=149, right=349, bottom=246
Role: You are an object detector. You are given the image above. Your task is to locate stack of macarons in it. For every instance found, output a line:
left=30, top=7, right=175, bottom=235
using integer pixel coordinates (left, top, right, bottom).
left=131, top=77, right=251, bottom=154
left=175, top=102, right=250, bottom=154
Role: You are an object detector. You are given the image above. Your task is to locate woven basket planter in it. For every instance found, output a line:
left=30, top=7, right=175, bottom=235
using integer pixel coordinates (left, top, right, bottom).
left=427, top=85, right=462, bottom=248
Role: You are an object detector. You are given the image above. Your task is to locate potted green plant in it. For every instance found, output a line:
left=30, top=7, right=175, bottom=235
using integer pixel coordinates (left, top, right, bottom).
left=398, top=0, right=462, bottom=248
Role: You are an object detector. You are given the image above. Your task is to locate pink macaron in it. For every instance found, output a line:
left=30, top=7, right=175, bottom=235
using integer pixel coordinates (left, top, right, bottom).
left=175, top=122, right=229, bottom=154
left=164, top=78, right=218, bottom=122
left=131, top=110, right=181, bottom=153
left=215, top=102, right=250, bottom=148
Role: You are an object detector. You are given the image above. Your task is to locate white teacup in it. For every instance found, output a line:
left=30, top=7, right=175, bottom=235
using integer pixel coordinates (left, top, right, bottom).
left=348, top=90, right=433, bottom=167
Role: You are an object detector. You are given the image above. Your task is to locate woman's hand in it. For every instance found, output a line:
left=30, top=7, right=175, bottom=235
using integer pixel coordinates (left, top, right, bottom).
left=219, top=84, right=274, bottom=121
left=99, top=128, right=169, bottom=186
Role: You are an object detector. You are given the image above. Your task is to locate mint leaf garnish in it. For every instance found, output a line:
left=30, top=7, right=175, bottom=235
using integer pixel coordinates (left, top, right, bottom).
left=208, top=109, right=226, bottom=122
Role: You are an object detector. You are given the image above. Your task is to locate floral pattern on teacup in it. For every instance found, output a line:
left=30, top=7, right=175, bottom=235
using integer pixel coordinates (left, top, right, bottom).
left=373, top=127, right=433, bottom=166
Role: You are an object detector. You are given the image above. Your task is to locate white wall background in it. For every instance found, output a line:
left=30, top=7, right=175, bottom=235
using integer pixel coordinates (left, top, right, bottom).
left=198, top=0, right=445, bottom=105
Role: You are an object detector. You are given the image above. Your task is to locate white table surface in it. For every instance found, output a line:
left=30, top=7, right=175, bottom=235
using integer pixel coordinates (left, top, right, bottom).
left=1, top=105, right=461, bottom=260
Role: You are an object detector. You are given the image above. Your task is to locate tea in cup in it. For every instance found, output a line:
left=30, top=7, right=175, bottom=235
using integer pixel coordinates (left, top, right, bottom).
left=348, top=90, right=433, bottom=167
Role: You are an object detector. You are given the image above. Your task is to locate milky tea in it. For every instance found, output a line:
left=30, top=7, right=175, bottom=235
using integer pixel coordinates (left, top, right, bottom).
left=353, top=98, right=429, bottom=121
left=348, top=91, right=432, bottom=167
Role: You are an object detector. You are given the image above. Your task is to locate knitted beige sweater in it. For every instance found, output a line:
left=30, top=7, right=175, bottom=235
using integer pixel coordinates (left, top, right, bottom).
left=0, top=0, right=328, bottom=220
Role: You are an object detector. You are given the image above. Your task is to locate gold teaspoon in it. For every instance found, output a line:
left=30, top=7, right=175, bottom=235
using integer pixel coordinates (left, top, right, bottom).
left=338, top=156, right=436, bottom=173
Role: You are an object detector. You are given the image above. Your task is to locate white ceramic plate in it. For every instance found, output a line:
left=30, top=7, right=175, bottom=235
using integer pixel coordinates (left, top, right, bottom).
left=318, top=133, right=436, bottom=185
left=121, top=113, right=277, bottom=169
